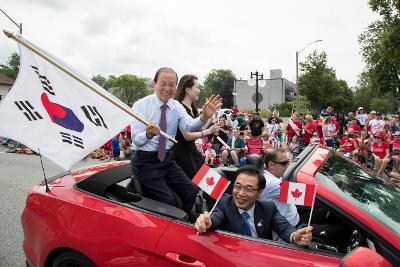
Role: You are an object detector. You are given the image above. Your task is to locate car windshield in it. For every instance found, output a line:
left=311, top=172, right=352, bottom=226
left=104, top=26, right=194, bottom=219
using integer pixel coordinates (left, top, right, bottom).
left=317, top=153, right=400, bottom=235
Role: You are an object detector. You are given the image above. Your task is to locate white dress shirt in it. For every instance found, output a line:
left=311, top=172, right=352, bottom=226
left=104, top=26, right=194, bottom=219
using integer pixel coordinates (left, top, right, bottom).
left=131, top=93, right=205, bottom=151
left=260, top=170, right=300, bottom=226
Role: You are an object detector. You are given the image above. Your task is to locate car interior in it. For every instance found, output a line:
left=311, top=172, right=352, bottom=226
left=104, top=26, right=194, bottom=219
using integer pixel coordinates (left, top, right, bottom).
left=74, top=151, right=398, bottom=265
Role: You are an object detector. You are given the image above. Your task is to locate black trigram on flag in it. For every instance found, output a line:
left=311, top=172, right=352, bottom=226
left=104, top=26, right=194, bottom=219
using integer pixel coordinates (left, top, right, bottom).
left=81, top=105, right=108, bottom=129
left=31, top=65, right=55, bottom=95
left=14, top=101, right=43, bottom=121
left=60, top=132, right=84, bottom=149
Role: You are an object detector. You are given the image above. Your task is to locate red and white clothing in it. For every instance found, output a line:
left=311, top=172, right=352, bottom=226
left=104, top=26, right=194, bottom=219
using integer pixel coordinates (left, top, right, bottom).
left=390, top=140, right=400, bottom=156
left=205, top=148, right=216, bottom=159
left=340, top=136, right=359, bottom=152
left=286, top=120, right=302, bottom=139
left=369, top=119, right=385, bottom=134
left=372, top=141, right=390, bottom=159
left=302, top=121, right=315, bottom=144
left=347, top=124, right=361, bottom=133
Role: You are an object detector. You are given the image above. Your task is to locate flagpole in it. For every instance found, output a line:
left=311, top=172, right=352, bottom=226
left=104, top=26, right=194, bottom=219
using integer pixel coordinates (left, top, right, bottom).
left=2, top=30, right=177, bottom=144
left=307, top=184, right=317, bottom=227
left=38, top=148, right=50, bottom=192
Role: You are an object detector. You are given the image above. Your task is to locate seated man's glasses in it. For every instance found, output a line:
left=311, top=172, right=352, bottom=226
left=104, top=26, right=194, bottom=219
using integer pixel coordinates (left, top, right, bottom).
left=233, top=183, right=260, bottom=193
left=272, top=160, right=290, bottom=166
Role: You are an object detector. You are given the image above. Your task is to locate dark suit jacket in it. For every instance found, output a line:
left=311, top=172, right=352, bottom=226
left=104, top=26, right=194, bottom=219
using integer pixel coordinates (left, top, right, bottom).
left=210, top=195, right=296, bottom=242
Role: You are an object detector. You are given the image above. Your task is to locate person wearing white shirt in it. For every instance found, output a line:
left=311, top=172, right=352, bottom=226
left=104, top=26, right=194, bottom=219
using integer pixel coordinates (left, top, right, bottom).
left=356, top=107, right=368, bottom=128
left=130, top=67, right=222, bottom=214
left=260, top=148, right=300, bottom=226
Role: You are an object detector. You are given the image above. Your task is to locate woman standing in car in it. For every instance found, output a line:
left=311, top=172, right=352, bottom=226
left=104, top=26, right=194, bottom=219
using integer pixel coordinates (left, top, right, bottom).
left=172, top=74, right=220, bottom=179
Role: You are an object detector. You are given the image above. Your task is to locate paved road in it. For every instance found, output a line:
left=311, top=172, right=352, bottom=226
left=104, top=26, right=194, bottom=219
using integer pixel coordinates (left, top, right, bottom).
left=0, top=145, right=105, bottom=266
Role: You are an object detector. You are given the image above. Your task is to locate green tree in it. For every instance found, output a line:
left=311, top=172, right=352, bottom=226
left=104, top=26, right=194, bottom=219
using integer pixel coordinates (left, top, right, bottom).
left=92, top=74, right=117, bottom=91
left=298, top=51, right=353, bottom=113
left=359, top=0, right=400, bottom=98
left=201, top=69, right=236, bottom=108
left=0, top=52, right=20, bottom=80
left=111, top=74, right=151, bottom=106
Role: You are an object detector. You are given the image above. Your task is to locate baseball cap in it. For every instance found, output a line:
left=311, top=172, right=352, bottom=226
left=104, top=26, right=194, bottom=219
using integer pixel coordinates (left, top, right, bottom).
left=357, top=107, right=364, bottom=110
left=394, top=131, right=400, bottom=136
left=370, top=111, right=376, bottom=114
left=374, top=132, right=384, bottom=139
left=376, top=112, right=381, bottom=116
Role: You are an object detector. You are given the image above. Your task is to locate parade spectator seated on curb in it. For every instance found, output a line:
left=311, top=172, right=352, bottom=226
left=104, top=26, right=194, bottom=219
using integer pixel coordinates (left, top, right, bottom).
left=389, top=132, right=400, bottom=176
left=368, top=111, right=385, bottom=135
left=391, top=114, right=400, bottom=134
left=347, top=117, right=362, bottom=134
left=336, top=129, right=359, bottom=161
left=205, top=143, right=216, bottom=166
left=222, top=128, right=246, bottom=167
left=371, top=132, right=390, bottom=176
left=194, top=165, right=313, bottom=247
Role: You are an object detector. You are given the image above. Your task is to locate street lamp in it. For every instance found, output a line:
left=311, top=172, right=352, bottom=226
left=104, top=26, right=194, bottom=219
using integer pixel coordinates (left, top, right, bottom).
left=247, top=71, right=266, bottom=112
left=0, top=8, right=22, bottom=34
left=296, top=39, right=322, bottom=110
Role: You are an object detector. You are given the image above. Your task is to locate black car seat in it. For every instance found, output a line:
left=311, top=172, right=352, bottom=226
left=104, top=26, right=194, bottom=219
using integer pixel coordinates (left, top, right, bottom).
left=247, top=154, right=264, bottom=171
left=127, top=175, right=183, bottom=210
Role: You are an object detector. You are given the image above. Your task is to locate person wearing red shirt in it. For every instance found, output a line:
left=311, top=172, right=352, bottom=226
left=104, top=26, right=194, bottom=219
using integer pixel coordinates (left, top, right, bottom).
left=286, top=113, right=302, bottom=142
left=389, top=132, right=400, bottom=175
left=371, top=132, right=390, bottom=175
left=302, top=114, right=315, bottom=145
left=231, top=105, right=240, bottom=116
left=336, top=129, right=359, bottom=161
left=347, top=118, right=361, bottom=134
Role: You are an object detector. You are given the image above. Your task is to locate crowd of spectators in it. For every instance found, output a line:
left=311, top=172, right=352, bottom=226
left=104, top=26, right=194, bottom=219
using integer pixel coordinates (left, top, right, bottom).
left=189, top=106, right=400, bottom=183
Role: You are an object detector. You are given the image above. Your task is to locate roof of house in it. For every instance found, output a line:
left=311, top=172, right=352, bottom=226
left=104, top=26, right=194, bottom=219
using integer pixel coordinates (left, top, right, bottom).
left=0, top=73, right=14, bottom=85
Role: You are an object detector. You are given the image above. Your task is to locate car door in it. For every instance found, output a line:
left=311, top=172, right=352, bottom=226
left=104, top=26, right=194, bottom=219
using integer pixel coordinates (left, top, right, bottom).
left=154, top=220, right=342, bottom=267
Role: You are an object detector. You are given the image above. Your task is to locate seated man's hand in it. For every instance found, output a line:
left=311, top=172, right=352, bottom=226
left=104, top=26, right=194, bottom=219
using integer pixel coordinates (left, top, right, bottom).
left=146, top=121, right=160, bottom=139
left=195, top=211, right=212, bottom=233
left=293, top=226, right=313, bottom=247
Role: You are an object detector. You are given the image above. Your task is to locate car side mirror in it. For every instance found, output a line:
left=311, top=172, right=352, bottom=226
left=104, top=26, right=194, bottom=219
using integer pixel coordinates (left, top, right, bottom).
left=341, top=247, right=392, bottom=267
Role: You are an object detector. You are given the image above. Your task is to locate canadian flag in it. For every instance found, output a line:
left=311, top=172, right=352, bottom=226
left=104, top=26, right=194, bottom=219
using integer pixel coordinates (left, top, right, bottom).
left=192, top=164, right=230, bottom=200
left=278, top=181, right=317, bottom=207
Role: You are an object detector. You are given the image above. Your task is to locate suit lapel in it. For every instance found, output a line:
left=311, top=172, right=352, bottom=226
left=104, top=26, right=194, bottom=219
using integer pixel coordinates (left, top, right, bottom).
left=254, top=202, right=264, bottom=238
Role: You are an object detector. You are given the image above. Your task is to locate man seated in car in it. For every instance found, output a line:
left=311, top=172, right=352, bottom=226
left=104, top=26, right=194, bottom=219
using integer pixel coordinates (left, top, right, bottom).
left=194, top=165, right=313, bottom=247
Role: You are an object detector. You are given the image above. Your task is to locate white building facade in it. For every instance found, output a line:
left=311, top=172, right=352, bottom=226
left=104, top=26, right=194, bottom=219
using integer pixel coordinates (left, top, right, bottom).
left=234, top=69, right=295, bottom=110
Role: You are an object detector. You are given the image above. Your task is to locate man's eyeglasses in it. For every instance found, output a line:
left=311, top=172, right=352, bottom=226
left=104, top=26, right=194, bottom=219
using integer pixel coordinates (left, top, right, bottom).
left=233, top=183, right=260, bottom=193
left=272, top=160, right=290, bottom=166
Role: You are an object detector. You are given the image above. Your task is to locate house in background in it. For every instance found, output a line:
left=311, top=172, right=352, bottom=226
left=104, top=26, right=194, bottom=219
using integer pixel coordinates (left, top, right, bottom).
left=0, top=73, right=14, bottom=102
left=234, top=69, right=295, bottom=110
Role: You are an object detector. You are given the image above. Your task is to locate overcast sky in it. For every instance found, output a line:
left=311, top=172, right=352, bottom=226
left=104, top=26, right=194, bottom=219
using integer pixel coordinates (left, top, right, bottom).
left=0, top=0, right=380, bottom=87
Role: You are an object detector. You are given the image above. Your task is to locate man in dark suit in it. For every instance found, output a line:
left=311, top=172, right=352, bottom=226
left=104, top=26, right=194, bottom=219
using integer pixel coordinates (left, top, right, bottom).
left=195, top=166, right=313, bottom=246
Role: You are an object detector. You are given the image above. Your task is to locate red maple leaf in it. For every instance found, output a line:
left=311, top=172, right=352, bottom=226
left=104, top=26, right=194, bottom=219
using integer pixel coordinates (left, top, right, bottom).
left=291, top=188, right=302, bottom=199
left=206, top=176, right=215, bottom=186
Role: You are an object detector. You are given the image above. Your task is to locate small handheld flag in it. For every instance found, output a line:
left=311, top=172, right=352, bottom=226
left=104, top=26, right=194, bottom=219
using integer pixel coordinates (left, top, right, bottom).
left=279, top=181, right=317, bottom=226
left=192, top=164, right=230, bottom=201
left=278, top=181, right=316, bottom=207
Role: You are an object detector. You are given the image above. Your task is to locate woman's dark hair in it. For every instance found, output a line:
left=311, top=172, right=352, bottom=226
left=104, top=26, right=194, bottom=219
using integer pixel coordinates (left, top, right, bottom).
left=153, top=67, right=178, bottom=83
left=234, top=165, right=266, bottom=190
left=175, top=74, right=199, bottom=117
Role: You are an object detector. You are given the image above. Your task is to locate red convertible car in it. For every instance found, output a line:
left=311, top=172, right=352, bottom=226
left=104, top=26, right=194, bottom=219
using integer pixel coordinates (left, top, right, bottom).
left=22, top=145, right=399, bottom=267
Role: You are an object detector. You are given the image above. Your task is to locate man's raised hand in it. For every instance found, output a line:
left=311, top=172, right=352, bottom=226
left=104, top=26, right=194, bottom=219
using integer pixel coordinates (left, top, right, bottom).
left=200, top=95, right=222, bottom=121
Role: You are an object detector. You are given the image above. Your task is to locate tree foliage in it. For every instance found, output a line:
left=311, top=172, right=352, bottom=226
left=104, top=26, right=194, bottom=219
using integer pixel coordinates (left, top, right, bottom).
left=359, top=0, right=400, bottom=98
left=298, top=51, right=353, bottom=113
left=111, top=74, right=151, bottom=107
left=200, top=69, right=236, bottom=108
left=0, top=52, right=20, bottom=80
